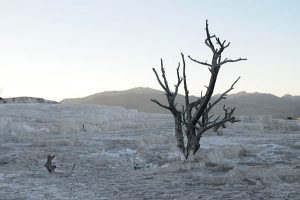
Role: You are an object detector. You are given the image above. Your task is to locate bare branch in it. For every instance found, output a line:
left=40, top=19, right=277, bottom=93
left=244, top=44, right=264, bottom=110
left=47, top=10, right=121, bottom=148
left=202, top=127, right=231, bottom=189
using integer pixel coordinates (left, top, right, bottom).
left=152, top=68, right=167, bottom=92
left=199, top=115, right=221, bottom=127
left=160, top=59, right=170, bottom=92
left=152, top=59, right=183, bottom=116
left=181, top=105, right=188, bottom=125
left=216, top=37, right=223, bottom=49
left=187, top=97, right=203, bottom=110
left=224, top=42, right=230, bottom=49
left=182, top=53, right=189, bottom=107
left=220, top=58, right=247, bottom=65
left=195, top=105, right=239, bottom=146
left=205, top=35, right=216, bottom=51
left=215, top=37, right=230, bottom=54
left=205, top=20, right=216, bottom=53
left=208, top=115, right=220, bottom=125
left=205, top=76, right=240, bottom=114
left=222, top=105, right=239, bottom=123
left=188, top=55, right=212, bottom=67
left=200, top=115, right=235, bottom=134
left=150, top=99, right=170, bottom=110
left=173, top=63, right=182, bottom=99
left=207, top=114, right=214, bottom=121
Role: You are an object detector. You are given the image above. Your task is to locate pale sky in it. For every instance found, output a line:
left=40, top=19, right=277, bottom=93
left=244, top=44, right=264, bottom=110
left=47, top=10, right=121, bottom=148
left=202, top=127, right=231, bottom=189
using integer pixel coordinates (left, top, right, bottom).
left=0, top=0, right=299, bottom=101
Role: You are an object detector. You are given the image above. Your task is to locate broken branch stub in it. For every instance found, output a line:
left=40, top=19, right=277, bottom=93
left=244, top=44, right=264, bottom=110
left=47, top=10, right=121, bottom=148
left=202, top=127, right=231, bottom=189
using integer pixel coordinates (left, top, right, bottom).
left=45, top=155, right=56, bottom=173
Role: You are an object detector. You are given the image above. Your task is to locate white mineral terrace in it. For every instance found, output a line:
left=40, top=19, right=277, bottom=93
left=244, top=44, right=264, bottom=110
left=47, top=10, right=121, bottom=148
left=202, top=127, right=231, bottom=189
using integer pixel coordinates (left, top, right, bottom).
left=0, top=104, right=299, bottom=199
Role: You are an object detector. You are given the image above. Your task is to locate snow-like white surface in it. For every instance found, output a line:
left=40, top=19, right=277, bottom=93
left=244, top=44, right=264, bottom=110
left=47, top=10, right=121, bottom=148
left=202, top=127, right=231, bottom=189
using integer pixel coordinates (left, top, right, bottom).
left=0, top=104, right=300, bottom=199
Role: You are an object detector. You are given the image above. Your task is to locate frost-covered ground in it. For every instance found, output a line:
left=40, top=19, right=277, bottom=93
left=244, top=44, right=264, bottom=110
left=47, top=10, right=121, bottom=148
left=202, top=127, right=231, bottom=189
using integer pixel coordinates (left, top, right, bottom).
left=0, top=104, right=300, bottom=200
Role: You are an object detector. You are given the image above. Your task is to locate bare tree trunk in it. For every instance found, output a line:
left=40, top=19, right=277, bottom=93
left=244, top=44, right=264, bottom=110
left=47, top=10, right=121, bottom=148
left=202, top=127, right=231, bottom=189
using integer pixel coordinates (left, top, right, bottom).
left=183, top=128, right=194, bottom=158
left=174, top=114, right=185, bottom=155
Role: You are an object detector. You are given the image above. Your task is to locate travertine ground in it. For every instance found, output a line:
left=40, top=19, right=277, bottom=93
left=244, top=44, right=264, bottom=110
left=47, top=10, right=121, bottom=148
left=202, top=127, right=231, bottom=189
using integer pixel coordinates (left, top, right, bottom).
left=0, top=104, right=299, bottom=199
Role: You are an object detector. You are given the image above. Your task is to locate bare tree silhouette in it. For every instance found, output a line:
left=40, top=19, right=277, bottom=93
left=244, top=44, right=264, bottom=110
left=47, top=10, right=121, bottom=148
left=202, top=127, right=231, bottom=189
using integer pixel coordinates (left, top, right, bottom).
left=151, top=20, right=246, bottom=159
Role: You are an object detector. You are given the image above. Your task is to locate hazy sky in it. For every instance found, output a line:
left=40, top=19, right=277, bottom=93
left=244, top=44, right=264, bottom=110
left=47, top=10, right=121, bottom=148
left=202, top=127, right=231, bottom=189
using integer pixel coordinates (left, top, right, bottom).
left=0, top=0, right=299, bottom=101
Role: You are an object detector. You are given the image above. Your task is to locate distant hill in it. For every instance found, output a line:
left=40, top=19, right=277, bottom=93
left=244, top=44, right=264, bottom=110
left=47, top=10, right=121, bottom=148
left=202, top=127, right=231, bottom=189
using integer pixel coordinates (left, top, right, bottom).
left=0, top=97, right=57, bottom=104
left=213, top=91, right=300, bottom=118
left=61, top=87, right=300, bottom=119
left=61, top=87, right=195, bottom=114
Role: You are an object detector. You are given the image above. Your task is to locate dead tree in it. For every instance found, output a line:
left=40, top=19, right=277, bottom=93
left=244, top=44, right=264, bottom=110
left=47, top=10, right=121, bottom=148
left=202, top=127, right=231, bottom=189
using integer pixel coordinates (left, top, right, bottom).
left=151, top=20, right=246, bottom=159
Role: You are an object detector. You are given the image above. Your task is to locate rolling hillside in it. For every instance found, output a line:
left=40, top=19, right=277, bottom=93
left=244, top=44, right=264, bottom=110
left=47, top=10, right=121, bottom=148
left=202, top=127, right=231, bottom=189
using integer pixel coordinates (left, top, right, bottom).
left=61, top=87, right=300, bottom=119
